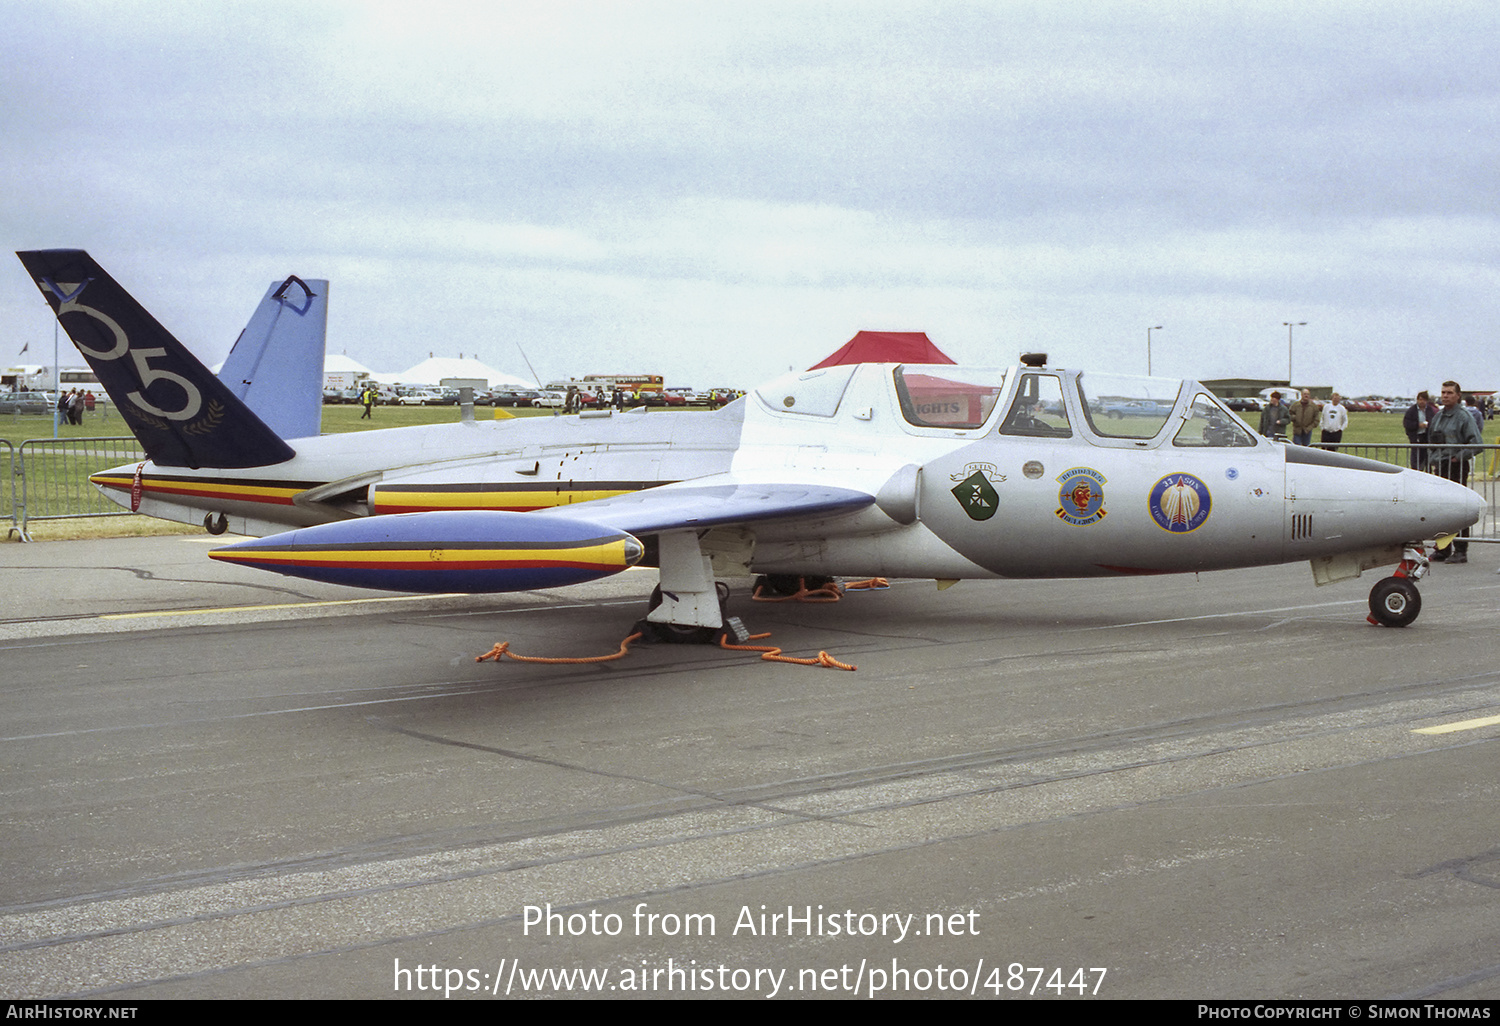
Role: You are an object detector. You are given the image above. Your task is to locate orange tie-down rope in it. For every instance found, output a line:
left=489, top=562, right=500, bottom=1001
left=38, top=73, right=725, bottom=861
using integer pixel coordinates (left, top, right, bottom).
left=475, top=629, right=855, bottom=670
left=718, top=632, right=856, bottom=671
left=751, top=577, right=889, bottom=602
left=476, top=632, right=643, bottom=664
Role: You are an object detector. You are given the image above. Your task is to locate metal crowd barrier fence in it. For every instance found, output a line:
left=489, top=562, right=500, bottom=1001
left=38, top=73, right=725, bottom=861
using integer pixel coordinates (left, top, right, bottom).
left=11, top=436, right=146, bottom=542
left=1329, top=442, right=1499, bottom=541
left=1, top=440, right=15, bottom=539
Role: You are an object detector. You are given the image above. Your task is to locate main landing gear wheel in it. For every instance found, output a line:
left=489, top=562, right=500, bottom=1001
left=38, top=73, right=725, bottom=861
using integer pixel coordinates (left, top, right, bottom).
left=1368, top=577, right=1421, bottom=628
left=641, top=583, right=731, bottom=644
left=753, top=574, right=801, bottom=598
left=753, top=574, right=836, bottom=598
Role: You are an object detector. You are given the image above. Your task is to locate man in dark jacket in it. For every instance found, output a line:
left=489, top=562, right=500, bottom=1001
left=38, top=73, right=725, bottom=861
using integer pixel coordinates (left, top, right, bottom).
left=1258, top=392, right=1291, bottom=438
left=1403, top=391, right=1432, bottom=471
left=1428, top=381, right=1483, bottom=563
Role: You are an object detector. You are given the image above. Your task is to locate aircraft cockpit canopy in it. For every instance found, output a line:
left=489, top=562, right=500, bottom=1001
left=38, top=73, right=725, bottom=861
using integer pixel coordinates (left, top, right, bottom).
left=1076, top=372, right=1182, bottom=439
left=755, top=365, right=858, bottom=417
left=1173, top=392, right=1258, bottom=447
left=893, top=365, right=1009, bottom=429
left=1075, top=372, right=1257, bottom=447
left=760, top=363, right=1257, bottom=449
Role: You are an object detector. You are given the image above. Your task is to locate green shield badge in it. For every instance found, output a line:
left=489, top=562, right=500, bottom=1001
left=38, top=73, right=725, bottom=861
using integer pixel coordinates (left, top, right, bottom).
left=951, top=471, right=999, bottom=521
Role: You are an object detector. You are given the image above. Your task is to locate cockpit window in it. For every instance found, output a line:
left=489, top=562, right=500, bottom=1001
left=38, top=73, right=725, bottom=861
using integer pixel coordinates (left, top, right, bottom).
left=894, top=365, right=1008, bottom=429
left=1077, top=372, right=1182, bottom=439
left=999, top=374, right=1072, bottom=437
left=1173, top=393, right=1258, bottom=447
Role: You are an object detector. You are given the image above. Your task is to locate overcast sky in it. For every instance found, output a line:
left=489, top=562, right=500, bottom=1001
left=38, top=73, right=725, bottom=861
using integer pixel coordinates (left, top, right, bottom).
left=3, top=0, right=1496, bottom=394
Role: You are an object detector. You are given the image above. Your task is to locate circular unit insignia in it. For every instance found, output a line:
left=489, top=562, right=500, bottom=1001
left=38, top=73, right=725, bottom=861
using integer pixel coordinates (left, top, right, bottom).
left=1055, top=467, right=1107, bottom=526
left=1148, top=473, right=1212, bottom=533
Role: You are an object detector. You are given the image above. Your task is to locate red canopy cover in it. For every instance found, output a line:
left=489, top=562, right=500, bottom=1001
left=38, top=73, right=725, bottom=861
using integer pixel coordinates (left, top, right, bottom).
left=808, top=331, right=955, bottom=369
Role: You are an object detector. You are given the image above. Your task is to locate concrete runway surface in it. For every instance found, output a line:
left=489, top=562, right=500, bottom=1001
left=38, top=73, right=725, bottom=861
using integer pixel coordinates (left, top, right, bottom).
left=1, top=534, right=1498, bottom=1000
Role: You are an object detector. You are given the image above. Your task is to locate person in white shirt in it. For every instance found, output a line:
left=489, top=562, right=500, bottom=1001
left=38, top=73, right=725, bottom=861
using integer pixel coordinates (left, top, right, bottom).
left=1319, top=392, right=1349, bottom=450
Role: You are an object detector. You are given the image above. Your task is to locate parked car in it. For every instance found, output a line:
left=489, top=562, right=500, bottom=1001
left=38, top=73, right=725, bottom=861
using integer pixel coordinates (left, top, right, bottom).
left=1093, top=399, right=1174, bottom=419
left=0, top=391, right=53, bottom=415
left=497, top=389, right=543, bottom=407
left=530, top=390, right=567, bottom=408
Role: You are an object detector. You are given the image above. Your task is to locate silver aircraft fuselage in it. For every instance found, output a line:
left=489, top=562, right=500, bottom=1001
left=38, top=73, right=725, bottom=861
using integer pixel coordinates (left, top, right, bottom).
left=92, top=363, right=1483, bottom=585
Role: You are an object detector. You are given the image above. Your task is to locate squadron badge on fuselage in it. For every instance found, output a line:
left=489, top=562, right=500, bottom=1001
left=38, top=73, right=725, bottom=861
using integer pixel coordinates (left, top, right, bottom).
left=1055, top=467, right=1107, bottom=525
left=951, top=470, right=1000, bottom=521
left=1149, top=473, right=1212, bottom=533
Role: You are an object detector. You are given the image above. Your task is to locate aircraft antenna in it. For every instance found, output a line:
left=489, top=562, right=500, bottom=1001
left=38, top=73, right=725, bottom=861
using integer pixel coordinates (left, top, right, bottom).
left=515, top=342, right=543, bottom=388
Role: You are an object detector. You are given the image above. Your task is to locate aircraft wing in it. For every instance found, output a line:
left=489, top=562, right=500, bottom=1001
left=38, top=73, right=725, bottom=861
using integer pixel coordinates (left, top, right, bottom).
left=541, top=478, right=876, bottom=534
left=208, top=478, right=875, bottom=594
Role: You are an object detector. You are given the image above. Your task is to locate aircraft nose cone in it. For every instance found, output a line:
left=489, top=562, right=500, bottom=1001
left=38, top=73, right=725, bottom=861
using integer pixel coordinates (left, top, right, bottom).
left=1407, top=468, right=1486, bottom=537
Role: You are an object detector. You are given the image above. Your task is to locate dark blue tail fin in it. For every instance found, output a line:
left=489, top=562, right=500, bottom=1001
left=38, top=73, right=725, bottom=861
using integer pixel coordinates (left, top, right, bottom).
left=15, top=249, right=296, bottom=469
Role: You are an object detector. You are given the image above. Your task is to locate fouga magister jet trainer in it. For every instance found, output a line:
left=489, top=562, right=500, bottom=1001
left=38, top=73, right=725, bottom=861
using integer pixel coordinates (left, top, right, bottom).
left=17, top=250, right=1483, bottom=638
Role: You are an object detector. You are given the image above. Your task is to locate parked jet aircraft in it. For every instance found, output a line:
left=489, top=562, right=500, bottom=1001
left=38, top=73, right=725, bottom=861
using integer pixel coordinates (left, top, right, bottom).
left=17, top=249, right=1484, bottom=636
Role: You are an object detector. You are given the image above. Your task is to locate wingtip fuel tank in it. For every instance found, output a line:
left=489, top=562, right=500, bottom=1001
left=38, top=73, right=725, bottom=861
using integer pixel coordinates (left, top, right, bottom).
left=209, top=511, right=644, bottom=593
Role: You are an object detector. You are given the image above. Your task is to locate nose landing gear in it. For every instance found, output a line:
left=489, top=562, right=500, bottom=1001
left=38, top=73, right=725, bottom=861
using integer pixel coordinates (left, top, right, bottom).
left=1367, top=545, right=1428, bottom=628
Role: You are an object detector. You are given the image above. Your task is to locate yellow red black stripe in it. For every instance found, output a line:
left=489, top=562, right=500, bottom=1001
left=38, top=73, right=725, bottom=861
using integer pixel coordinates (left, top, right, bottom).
left=90, top=471, right=314, bottom=507
left=90, top=474, right=673, bottom=513
left=370, top=481, right=666, bottom=514
left=210, top=538, right=635, bottom=572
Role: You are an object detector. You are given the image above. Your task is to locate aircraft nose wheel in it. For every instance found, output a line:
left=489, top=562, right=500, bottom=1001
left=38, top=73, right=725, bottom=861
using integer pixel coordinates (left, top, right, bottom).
left=1368, top=576, right=1421, bottom=628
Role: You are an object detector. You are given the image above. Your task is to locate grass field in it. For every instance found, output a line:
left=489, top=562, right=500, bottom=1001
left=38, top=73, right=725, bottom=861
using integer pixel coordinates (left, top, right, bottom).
left=0, top=401, right=556, bottom=446
left=0, top=402, right=1421, bottom=447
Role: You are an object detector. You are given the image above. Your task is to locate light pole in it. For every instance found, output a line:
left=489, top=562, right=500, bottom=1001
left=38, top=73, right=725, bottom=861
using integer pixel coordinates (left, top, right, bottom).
left=1284, top=321, right=1306, bottom=386
left=1147, top=326, right=1162, bottom=375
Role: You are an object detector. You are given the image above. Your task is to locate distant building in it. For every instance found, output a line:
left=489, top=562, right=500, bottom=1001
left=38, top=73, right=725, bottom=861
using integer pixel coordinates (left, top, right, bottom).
left=323, top=353, right=377, bottom=390
left=2, top=365, right=98, bottom=391
left=393, top=356, right=534, bottom=389
left=1201, top=377, right=1290, bottom=399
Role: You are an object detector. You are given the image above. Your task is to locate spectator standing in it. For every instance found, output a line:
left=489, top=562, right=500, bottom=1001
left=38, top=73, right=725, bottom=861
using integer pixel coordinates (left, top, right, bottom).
left=1289, top=388, right=1321, bottom=446
left=1259, top=391, right=1291, bottom=438
left=1403, top=392, right=1433, bottom=470
left=1428, top=380, right=1483, bottom=564
left=1318, top=392, right=1348, bottom=449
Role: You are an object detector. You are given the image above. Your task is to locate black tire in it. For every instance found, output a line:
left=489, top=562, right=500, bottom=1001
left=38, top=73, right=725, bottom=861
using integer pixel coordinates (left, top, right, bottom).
left=644, top=584, right=728, bottom=644
left=1369, top=577, right=1421, bottom=627
left=646, top=622, right=719, bottom=644
left=754, top=574, right=804, bottom=597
